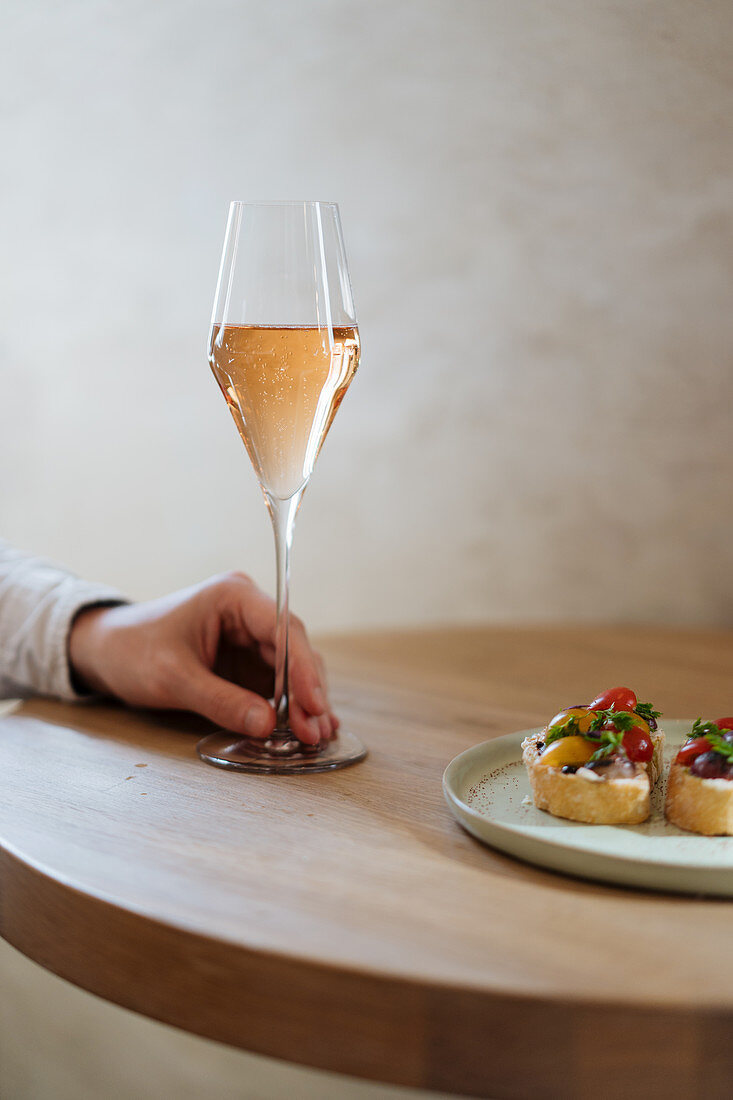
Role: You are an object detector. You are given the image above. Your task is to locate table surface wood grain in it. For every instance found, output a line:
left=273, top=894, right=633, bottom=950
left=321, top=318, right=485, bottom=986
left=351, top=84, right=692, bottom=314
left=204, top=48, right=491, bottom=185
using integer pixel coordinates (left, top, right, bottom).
left=2, top=625, right=733, bottom=1100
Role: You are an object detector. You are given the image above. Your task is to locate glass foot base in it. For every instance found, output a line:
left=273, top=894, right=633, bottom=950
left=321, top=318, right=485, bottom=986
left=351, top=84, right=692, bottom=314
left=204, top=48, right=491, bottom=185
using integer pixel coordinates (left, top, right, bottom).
left=196, top=728, right=367, bottom=774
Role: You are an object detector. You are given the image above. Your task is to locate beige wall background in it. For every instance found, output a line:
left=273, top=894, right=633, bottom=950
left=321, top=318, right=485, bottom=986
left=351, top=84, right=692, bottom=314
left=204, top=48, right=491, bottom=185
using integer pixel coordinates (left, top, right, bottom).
left=1, top=1, right=732, bottom=1098
left=2, top=0, right=733, bottom=633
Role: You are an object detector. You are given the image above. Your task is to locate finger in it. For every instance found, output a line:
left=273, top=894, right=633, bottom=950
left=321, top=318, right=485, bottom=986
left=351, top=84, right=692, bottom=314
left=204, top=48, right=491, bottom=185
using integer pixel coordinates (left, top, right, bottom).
left=287, top=623, right=328, bottom=717
left=314, top=655, right=338, bottom=736
left=322, top=712, right=339, bottom=739
left=177, top=663, right=276, bottom=739
left=314, top=651, right=330, bottom=704
left=289, top=698, right=322, bottom=746
left=316, top=713, right=332, bottom=743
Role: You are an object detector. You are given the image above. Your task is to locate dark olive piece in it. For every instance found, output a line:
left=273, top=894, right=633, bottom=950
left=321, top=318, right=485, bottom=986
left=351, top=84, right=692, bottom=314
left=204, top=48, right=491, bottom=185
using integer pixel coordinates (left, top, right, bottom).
left=690, top=752, right=728, bottom=780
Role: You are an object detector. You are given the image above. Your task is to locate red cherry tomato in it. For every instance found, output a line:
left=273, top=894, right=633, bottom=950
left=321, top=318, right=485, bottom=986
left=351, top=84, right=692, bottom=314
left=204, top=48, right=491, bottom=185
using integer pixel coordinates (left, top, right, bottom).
left=590, top=686, right=638, bottom=712
left=675, top=737, right=712, bottom=766
left=716, top=717, right=733, bottom=731
left=621, top=727, right=654, bottom=763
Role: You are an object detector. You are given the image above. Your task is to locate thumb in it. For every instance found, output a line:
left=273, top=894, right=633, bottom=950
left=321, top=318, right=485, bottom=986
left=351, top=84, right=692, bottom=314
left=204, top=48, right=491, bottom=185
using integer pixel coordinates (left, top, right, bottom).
left=178, top=664, right=275, bottom=738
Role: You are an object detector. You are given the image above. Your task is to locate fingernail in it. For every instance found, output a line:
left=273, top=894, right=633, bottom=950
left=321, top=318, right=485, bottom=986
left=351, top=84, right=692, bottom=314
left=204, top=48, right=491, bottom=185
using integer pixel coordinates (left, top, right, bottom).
left=312, top=686, right=326, bottom=714
left=245, top=704, right=269, bottom=737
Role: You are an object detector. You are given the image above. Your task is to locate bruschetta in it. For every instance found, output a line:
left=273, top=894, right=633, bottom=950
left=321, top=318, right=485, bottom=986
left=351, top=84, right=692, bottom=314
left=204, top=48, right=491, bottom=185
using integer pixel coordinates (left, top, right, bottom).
left=665, top=717, right=733, bottom=835
left=522, top=686, right=664, bottom=825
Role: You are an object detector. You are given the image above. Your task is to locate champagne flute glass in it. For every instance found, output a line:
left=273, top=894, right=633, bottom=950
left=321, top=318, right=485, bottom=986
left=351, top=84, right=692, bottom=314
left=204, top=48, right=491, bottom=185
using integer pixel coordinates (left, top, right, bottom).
left=196, top=201, right=367, bottom=774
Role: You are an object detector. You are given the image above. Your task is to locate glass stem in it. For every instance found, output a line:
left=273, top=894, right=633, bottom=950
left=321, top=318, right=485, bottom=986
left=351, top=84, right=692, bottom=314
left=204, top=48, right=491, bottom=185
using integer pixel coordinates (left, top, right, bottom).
left=267, top=490, right=302, bottom=735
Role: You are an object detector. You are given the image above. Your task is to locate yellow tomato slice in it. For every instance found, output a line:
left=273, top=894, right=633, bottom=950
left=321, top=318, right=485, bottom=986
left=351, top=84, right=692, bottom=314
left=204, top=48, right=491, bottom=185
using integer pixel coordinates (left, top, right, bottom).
left=538, top=735, right=595, bottom=768
left=546, top=707, right=597, bottom=735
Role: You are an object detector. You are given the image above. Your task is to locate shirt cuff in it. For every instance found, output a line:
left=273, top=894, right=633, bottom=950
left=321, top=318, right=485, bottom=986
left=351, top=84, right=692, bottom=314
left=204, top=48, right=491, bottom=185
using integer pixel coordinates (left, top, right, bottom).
left=46, top=583, right=129, bottom=701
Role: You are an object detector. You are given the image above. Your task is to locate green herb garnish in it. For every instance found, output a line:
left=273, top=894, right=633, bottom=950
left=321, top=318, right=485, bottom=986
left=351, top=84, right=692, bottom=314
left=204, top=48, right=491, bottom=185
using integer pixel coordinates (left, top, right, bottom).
left=584, top=709, right=635, bottom=761
left=634, top=701, right=662, bottom=723
left=688, top=718, right=733, bottom=761
left=544, top=715, right=582, bottom=746
left=588, top=709, right=637, bottom=733
left=588, top=728, right=626, bottom=763
left=690, top=717, right=719, bottom=739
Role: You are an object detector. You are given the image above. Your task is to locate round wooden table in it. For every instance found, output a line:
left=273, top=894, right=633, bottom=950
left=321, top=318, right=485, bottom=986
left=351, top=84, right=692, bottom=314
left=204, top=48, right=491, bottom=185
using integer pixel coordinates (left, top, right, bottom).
left=2, top=626, right=733, bottom=1099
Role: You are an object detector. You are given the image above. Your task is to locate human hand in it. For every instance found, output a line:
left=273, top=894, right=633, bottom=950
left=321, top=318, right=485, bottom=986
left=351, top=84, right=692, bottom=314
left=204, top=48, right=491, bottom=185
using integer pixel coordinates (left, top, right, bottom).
left=68, top=572, right=338, bottom=746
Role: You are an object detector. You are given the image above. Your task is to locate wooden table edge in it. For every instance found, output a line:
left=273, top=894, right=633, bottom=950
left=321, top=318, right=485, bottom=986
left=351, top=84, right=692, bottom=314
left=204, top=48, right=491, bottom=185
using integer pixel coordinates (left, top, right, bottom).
left=4, top=839, right=732, bottom=1099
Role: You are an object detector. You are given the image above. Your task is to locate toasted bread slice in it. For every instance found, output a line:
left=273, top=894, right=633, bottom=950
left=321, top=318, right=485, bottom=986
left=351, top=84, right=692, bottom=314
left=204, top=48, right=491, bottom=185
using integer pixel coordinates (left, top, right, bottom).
left=522, top=728, right=665, bottom=826
left=665, top=764, right=733, bottom=835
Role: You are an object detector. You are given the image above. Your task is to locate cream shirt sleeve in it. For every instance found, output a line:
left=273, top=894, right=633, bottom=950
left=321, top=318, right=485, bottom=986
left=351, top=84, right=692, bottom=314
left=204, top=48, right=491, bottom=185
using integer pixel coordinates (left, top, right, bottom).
left=0, top=539, right=127, bottom=701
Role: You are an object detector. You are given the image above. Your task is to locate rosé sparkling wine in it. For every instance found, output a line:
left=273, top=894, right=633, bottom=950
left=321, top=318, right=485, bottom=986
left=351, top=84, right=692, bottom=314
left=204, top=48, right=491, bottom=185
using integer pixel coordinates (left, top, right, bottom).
left=209, top=323, right=359, bottom=500
left=197, top=200, right=367, bottom=775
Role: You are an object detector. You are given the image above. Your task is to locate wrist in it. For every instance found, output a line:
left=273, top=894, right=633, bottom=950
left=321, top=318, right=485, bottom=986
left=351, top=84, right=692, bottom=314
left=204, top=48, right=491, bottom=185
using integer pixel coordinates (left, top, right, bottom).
left=68, top=604, right=119, bottom=696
